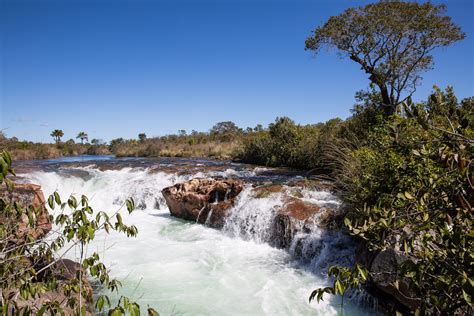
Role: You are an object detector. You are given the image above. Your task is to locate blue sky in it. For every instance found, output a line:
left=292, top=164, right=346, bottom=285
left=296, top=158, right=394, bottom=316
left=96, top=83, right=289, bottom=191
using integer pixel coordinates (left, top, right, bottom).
left=1, top=0, right=473, bottom=143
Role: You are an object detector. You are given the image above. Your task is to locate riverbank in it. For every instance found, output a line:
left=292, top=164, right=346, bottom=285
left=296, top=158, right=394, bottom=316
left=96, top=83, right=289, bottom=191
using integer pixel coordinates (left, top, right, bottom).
left=0, top=136, right=110, bottom=160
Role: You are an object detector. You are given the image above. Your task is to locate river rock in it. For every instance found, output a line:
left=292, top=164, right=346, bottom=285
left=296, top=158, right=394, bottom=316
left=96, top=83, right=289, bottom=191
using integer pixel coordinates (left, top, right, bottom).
left=251, top=183, right=285, bottom=198
left=271, top=196, right=337, bottom=249
left=0, top=183, right=52, bottom=240
left=356, top=242, right=421, bottom=310
left=162, top=178, right=244, bottom=228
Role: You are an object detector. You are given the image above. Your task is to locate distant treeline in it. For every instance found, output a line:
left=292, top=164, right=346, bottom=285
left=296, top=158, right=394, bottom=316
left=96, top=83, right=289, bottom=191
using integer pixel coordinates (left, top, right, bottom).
left=0, top=135, right=108, bottom=160
left=107, top=121, right=249, bottom=159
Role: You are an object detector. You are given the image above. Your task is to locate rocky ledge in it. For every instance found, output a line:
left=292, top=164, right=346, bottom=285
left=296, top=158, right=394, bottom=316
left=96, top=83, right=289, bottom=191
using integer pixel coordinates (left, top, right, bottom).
left=162, top=178, right=339, bottom=249
left=162, top=178, right=244, bottom=228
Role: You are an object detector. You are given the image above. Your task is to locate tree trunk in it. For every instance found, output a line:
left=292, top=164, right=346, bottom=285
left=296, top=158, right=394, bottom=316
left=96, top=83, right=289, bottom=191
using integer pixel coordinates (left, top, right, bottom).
left=367, top=72, right=396, bottom=116
left=378, top=85, right=396, bottom=116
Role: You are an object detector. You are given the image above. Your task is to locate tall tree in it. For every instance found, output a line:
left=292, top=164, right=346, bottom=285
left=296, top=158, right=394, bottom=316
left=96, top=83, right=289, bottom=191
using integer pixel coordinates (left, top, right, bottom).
left=76, top=131, right=88, bottom=144
left=50, top=129, right=64, bottom=143
left=305, top=0, right=465, bottom=115
left=210, top=121, right=240, bottom=136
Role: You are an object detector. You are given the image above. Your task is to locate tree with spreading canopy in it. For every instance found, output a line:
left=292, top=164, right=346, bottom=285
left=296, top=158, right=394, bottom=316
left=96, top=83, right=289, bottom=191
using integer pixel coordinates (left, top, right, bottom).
left=210, top=121, right=241, bottom=136
left=305, top=0, right=465, bottom=115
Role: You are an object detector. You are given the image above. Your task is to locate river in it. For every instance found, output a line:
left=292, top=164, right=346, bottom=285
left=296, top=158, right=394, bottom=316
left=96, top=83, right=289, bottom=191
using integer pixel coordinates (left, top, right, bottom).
left=15, top=156, right=375, bottom=315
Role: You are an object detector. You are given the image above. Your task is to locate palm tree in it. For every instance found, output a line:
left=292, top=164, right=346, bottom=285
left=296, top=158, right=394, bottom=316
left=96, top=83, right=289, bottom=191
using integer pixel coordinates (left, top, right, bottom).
left=76, top=132, right=88, bottom=144
left=50, top=129, right=64, bottom=143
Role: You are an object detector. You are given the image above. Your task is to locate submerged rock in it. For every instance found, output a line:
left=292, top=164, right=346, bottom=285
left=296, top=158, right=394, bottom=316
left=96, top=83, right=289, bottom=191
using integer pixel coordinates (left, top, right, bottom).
left=162, top=178, right=244, bottom=228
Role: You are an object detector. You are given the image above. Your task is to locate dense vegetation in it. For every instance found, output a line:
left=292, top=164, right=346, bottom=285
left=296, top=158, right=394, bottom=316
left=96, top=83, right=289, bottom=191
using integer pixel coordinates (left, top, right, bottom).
left=300, top=1, right=472, bottom=314
left=297, top=87, right=473, bottom=314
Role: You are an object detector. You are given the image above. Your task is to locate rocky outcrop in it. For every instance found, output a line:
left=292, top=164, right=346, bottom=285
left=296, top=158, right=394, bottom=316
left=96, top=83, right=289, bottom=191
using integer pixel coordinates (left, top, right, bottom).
left=0, top=183, right=52, bottom=240
left=163, top=178, right=339, bottom=251
left=356, top=242, right=421, bottom=311
left=162, top=178, right=244, bottom=228
left=272, top=196, right=338, bottom=249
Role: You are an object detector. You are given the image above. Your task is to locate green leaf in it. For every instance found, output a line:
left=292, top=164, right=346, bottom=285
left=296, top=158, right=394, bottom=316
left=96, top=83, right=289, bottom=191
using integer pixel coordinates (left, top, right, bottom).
left=148, top=307, right=160, bottom=316
left=356, top=264, right=368, bottom=281
left=67, top=228, right=75, bottom=241
left=130, top=303, right=140, bottom=316
left=96, top=296, right=105, bottom=311
left=88, top=226, right=95, bottom=240
left=343, top=217, right=352, bottom=228
left=68, top=196, right=78, bottom=209
left=126, top=198, right=135, bottom=214
left=423, top=212, right=429, bottom=221
left=54, top=191, right=61, bottom=204
left=462, top=289, right=472, bottom=305
left=404, top=192, right=414, bottom=200
left=111, top=309, right=123, bottom=316
left=48, top=195, right=54, bottom=209
left=397, top=192, right=406, bottom=200
left=37, top=305, right=47, bottom=316
left=334, top=280, right=344, bottom=295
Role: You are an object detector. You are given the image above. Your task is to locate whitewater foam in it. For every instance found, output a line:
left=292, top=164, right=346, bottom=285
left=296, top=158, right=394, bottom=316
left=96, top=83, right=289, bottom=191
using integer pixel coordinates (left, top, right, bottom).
left=21, top=164, right=373, bottom=315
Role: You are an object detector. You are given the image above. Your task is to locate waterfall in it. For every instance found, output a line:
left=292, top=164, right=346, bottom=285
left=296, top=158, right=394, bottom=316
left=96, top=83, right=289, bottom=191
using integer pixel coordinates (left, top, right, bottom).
left=222, top=187, right=283, bottom=243
left=19, top=162, right=374, bottom=315
left=222, top=185, right=356, bottom=272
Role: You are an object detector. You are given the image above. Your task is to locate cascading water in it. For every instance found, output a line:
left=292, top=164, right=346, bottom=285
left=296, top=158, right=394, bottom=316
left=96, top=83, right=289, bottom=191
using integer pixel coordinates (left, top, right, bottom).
left=18, top=158, right=374, bottom=315
left=222, top=186, right=356, bottom=272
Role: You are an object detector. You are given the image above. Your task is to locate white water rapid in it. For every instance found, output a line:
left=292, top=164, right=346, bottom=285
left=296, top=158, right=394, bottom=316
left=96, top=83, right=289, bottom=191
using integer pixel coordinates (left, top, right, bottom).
left=20, top=161, right=374, bottom=315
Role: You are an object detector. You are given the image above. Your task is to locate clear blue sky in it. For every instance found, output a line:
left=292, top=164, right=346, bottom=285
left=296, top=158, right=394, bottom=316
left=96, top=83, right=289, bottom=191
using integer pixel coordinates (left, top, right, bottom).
left=1, top=0, right=473, bottom=143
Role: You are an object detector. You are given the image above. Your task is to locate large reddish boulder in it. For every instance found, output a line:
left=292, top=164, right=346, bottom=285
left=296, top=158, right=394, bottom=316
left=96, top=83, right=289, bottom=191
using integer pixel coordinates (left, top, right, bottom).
left=162, top=178, right=244, bottom=228
left=272, top=196, right=337, bottom=249
left=0, top=183, right=52, bottom=240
